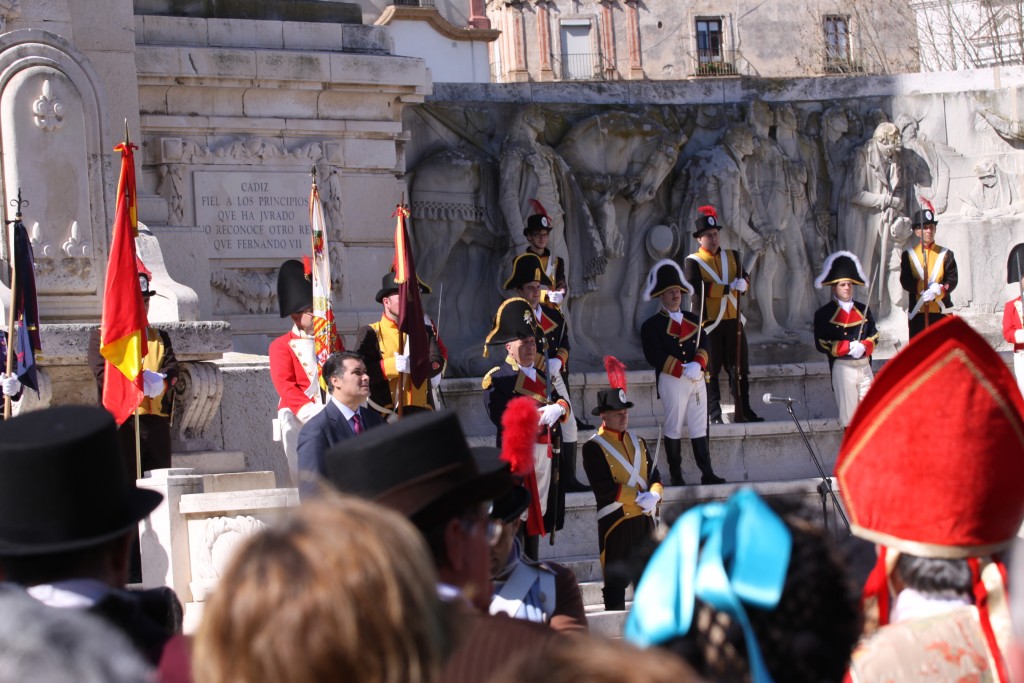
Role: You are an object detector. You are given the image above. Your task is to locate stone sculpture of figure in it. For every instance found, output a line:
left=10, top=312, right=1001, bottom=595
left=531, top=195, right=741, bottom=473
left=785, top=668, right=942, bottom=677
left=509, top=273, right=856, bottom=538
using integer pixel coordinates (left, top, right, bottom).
left=775, top=104, right=828, bottom=285
left=840, top=121, right=912, bottom=323
left=744, top=101, right=813, bottom=338
left=821, top=106, right=858, bottom=216
left=962, top=159, right=1021, bottom=218
left=896, top=114, right=950, bottom=217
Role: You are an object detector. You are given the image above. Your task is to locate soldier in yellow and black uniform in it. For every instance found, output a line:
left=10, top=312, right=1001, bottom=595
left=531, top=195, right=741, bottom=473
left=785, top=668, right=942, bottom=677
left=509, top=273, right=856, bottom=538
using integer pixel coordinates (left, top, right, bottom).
left=813, top=251, right=879, bottom=428
left=682, top=206, right=763, bottom=424
left=581, top=386, right=662, bottom=611
left=505, top=253, right=588, bottom=493
left=355, top=271, right=445, bottom=419
left=88, top=266, right=178, bottom=477
left=522, top=203, right=568, bottom=305
left=640, top=259, right=724, bottom=486
left=900, top=206, right=958, bottom=339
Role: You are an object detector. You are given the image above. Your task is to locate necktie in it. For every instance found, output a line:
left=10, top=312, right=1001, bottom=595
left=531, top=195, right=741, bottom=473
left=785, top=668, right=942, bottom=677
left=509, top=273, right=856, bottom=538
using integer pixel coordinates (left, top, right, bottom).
left=351, top=413, right=363, bottom=435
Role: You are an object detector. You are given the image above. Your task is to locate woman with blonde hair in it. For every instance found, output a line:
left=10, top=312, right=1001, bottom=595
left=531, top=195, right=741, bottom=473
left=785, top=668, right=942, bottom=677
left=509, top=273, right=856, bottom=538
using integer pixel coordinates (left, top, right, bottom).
left=193, top=494, right=451, bottom=683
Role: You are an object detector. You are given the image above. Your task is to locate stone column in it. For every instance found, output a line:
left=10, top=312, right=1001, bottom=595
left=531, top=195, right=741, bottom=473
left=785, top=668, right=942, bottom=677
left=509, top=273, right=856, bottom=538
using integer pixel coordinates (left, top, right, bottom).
left=625, top=0, right=644, bottom=79
left=535, top=0, right=554, bottom=81
left=137, top=468, right=204, bottom=602
left=507, top=0, right=529, bottom=82
left=598, top=0, right=617, bottom=79
left=468, top=0, right=491, bottom=29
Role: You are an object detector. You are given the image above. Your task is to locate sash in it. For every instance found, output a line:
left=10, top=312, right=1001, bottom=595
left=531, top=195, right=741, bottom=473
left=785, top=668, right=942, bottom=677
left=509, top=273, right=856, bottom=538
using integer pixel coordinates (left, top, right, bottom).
left=907, top=247, right=949, bottom=319
left=685, top=251, right=744, bottom=333
left=490, top=562, right=556, bottom=622
left=590, top=433, right=645, bottom=490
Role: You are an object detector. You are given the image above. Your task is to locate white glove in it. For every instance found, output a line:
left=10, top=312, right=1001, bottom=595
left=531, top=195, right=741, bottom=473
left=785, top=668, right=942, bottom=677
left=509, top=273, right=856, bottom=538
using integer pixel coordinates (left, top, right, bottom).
left=928, top=282, right=944, bottom=299
left=1015, top=330, right=1024, bottom=344
left=0, top=373, right=21, bottom=397
left=636, top=490, right=661, bottom=513
left=142, top=370, right=167, bottom=398
left=394, top=352, right=411, bottom=375
left=546, top=357, right=563, bottom=377
left=920, top=288, right=936, bottom=303
left=547, top=290, right=565, bottom=305
left=683, top=362, right=703, bottom=381
left=538, top=403, right=566, bottom=428
left=848, top=341, right=866, bottom=359
left=730, top=277, right=748, bottom=293
left=430, top=372, right=442, bottom=388
left=296, top=401, right=326, bottom=423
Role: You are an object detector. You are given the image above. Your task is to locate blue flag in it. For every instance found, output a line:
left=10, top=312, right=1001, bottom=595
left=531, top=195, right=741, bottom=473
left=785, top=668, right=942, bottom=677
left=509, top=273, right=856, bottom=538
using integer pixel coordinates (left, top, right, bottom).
left=10, top=220, right=39, bottom=392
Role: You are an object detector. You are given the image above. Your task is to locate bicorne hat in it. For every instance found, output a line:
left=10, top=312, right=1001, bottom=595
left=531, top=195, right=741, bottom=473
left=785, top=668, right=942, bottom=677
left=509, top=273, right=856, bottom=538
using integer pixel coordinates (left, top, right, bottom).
left=484, top=298, right=538, bottom=349
left=277, top=259, right=312, bottom=318
left=504, top=253, right=555, bottom=291
left=1007, top=243, right=1024, bottom=284
left=523, top=199, right=553, bottom=236
left=814, top=251, right=867, bottom=289
left=642, top=259, right=694, bottom=301
left=693, top=205, right=722, bottom=237
left=0, top=406, right=164, bottom=556
left=374, top=270, right=432, bottom=304
left=324, top=410, right=513, bottom=530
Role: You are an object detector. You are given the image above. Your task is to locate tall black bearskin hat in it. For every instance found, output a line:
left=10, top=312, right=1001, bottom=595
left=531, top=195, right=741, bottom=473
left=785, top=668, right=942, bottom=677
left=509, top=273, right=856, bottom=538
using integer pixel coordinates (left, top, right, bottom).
left=277, top=258, right=313, bottom=318
left=643, top=259, right=694, bottom=301
left=694, top=205, right=722, bottom=237
left=523, top=199, right=553, bottom=236
left=504, top=253, right=555, bottom=291
left=815, top=251, right=867, bottom=289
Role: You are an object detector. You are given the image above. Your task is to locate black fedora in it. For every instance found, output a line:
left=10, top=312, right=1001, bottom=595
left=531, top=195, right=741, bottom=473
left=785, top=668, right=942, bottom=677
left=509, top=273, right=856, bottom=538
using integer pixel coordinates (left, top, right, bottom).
left=0, top=406, right=163, bottom=556
left=323, top=410, right=512, bottom=529
left=374, top=270, right=431, bottom=304
left=591, top=388, right=635, bottom=416
left=277, top=259, right=312, bottom=318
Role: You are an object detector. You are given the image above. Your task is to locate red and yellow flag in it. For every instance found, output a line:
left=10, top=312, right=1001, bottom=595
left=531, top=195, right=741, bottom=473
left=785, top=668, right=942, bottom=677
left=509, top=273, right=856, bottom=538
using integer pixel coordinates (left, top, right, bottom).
left=100, top=141, right=148, bottom=425
left=310, top=181, right=343, bottom=390
left=392, top=205, right=430, bottom=388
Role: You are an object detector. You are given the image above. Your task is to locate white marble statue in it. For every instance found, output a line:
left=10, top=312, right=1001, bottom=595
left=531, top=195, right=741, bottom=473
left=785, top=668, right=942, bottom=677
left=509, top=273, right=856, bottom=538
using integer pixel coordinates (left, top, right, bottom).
left=896, top=114, right=950, bottom=217
left=961, top=158, right=1021, bottom=218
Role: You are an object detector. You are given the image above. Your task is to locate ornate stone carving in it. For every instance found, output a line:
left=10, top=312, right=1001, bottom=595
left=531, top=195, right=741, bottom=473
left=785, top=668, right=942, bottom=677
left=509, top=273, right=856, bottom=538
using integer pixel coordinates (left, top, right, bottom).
left=193, top=515, right=265, bottom=581
left=157, top=164, right=185, bottom=225
left=61, top=220, right=89, bottom=258
left=172, top=361, right=224, bottom=451
left=159, top=136, right=325, bottom=165
left=962, top=159, right=1021, bottom=218
left=210, top=268, right=277, bottom=315
left=32, top=79, right=64, bottom=132
left=28, top=221, right=54, bottom=259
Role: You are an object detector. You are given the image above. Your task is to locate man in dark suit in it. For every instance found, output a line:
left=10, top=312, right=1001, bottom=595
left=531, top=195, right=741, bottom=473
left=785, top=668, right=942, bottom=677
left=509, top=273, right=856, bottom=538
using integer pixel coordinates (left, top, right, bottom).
left=296, top=351, right=383, bottom=498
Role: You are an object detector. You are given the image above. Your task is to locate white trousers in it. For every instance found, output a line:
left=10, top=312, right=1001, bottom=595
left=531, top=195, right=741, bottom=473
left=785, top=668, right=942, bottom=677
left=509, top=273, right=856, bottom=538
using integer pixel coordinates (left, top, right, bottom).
left=275, top=408, right=302, bottom=487
left=658, top=373, right=708, bottom=439
left=832, top=358, right=873, bottom=427
left=1014, top=352, right=1024, bottom=398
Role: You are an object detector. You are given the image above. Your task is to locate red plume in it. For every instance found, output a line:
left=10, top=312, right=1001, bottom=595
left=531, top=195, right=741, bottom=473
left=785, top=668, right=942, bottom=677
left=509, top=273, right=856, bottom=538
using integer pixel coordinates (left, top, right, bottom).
left=698, top=205, right=718, bottom=220
left=302, top=255, right=312, bottom=279
left=135, top=256, right=152, bottom=279
left=920, top=197, right=935, bottom=213
left=500, top=396, right=539, bottom=478
left=604, top=355, right=627, bottom=392
left=529, top=199, right=549, bottom=220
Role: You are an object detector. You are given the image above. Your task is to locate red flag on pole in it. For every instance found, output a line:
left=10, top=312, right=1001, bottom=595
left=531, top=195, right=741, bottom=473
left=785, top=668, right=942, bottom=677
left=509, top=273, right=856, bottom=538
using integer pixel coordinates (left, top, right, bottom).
left=391, top=205, right=431, bottom=387
left=99, top=140, right=148, bottom=425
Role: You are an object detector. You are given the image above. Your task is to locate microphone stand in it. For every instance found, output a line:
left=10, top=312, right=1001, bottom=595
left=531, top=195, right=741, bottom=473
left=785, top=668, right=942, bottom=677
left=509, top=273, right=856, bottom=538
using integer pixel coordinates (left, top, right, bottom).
left=778, top=398, right=850, bottom=535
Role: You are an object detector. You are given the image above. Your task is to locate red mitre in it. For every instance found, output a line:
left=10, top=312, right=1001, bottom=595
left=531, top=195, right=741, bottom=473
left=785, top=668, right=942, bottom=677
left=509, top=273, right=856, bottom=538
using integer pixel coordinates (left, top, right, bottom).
left=836, top=315, right=1024, bottom=558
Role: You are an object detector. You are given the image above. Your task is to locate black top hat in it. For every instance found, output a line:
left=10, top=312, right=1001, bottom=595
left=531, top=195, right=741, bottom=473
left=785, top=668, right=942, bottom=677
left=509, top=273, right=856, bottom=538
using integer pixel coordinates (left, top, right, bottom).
left=484, top=298, right=538, bottom=347
left=694, top=205, right=722, bottom=237
left=814, top=250, right=867, bottom=289
left=1008, top=244, right=1024, bottom=284
left=277, top=259, right=312, bottom=318
left=0, top=406, right=163, bottom=556
left=911, top=208, right=938, bottom=227
left=503, top=253, right=554, bottom=291
left=524, top=213, right=552, bottom=236
left=642, top=259, right=694, bottom=301
left=374, top=271, right=432, bottom=304
left=323, top=410, right=513, bottom=529
left=591, top=388, right=635, bottom=416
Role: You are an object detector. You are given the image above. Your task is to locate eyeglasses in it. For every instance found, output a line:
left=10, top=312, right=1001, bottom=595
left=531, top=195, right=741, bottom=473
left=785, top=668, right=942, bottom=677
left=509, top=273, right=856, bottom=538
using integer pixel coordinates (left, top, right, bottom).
left=461, top=503, right=502, bottom=547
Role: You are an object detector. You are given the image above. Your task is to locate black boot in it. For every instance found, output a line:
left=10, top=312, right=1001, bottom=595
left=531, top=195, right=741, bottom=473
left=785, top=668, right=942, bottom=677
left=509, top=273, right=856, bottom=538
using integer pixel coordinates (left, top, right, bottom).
left=733, top=374, right=764, bottom=423
left=560, top=442, right=590, bottom=492
left=691, top=436, right=725, bottom=484
left=707, top=375, right=724, bottom=424
left=665, top=437, right=686, bottom=486
left=602, top=585, right=626, bottom=612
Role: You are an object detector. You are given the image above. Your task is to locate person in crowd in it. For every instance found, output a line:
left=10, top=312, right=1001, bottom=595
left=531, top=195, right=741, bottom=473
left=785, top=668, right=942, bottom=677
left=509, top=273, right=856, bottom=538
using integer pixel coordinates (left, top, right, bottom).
left=268, top=259, right=323, bottom=486
left=582, top=377, right=664, bottom=612
left=0, top=406, right=178, bottom=667
left=505, top=252, right=587, bottom=493
left=683, top=205, right=762, bottom=423
left=193, top=495, right=450, bottom=683
left=488, top=480, right=588, bottom=632
left=1002, top=243, right=1024, bottom=396
left=640, top=261, right=724, bottom=485
left=354, top=270, right=445, bottom=418
left=835, top=317, right=1024, bottom=681
left=483, top=297, right=572, bottom=556
left=812, top=251, right=878, bottom=427
left=0, top=587, right=153, bottom=683
left=88, top=260, right=178, bottom=476
left=295, top=351, right=382, bottom=498
left=626, top=488, right=860, bottom=683
left=322, top=410, right=557, bottom=683
left=899, top=203, right=957, bottom=338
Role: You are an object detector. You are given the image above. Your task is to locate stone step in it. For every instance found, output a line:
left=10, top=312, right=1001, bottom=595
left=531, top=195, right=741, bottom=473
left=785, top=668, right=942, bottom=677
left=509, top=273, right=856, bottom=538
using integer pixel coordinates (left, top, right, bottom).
left=585, top=604, right=630, bottom=639
left=578, top=580, right=633, bottom=607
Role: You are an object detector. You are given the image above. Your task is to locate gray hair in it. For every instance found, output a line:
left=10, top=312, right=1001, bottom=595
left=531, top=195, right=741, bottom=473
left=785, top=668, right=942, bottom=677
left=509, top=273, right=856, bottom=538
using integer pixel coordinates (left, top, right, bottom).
left=0, top=587, right=152, bottom=683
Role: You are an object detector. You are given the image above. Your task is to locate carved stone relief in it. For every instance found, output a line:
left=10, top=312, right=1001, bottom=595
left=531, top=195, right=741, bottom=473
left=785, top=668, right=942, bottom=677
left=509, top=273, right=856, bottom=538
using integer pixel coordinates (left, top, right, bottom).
left=171, top=361, right=225, bottom=453
left=210, top=268, right=278, bottom=316
left=0, top=0, right=19, bottom=34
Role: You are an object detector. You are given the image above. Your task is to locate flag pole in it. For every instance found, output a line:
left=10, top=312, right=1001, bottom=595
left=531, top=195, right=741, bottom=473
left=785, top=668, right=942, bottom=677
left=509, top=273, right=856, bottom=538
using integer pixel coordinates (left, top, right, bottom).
left=4, top=190, right=25, bottom=420
left=393, top=194, right=408, bottom=417
left=124, top=120, right=143, bottom=480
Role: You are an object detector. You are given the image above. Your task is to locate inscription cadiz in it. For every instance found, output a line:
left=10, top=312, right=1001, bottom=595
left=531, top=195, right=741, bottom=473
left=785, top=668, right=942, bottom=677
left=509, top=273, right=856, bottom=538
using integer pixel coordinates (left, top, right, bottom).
left=194, top=172, right=311, bottom=258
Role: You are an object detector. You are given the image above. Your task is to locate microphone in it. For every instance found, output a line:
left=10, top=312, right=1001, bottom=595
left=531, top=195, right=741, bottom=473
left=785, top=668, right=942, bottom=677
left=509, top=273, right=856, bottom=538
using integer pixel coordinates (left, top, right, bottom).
left=762, top=393, right=797, bottom=405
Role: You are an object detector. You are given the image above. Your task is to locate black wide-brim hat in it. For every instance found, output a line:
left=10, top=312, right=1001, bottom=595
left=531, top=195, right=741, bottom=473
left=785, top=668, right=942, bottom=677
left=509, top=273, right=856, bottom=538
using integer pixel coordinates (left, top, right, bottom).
left=323, top=410, right=513, bottom=530
left=277, top=259, right=312, bottom=318
left=0, top=406, right=164, bottom=556
left=491, top=483, right=530, bottom=523
left=814, top=250, right=867, bottom=289
left=911, top=208, right=938, bottom=228
left=523, top=213, right=552, bottom=236
left=484, top=297, right=538, bottom=348
left=374, top=271, right=432, bottom=304
left=694, top=213, right=722, bottom=237
left=503, top=253, right=554, bottom=291
left=591, top=388, right=635, bottom=416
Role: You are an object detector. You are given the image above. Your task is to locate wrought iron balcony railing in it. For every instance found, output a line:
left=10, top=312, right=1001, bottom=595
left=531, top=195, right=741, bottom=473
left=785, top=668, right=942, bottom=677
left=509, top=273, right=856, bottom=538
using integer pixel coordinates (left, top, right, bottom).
left=692, top=49, right=738, bottom=76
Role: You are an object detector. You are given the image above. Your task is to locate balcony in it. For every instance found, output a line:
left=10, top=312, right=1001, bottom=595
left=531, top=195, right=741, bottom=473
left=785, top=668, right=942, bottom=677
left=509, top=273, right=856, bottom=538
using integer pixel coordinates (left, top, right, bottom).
left=553, top=52, right=608, bottom=81
left=391, top=0, right=435, bottom=6
left=821, top=47, right=879, bottom=74
left=692, top=49, right=738, bottom=77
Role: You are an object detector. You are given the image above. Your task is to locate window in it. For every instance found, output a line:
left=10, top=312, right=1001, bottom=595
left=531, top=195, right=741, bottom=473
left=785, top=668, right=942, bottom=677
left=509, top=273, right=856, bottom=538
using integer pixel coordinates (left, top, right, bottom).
left=560, top=21, right=593, bottom=80
left=824, top=15, right=851, bottom=64
left=696, top=18, right=723, bottom=62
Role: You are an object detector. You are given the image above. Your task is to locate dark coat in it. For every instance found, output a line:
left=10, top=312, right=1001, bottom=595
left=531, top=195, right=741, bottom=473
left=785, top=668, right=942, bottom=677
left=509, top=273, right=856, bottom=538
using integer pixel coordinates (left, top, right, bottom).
left=296, top=400, right=383, bottom=498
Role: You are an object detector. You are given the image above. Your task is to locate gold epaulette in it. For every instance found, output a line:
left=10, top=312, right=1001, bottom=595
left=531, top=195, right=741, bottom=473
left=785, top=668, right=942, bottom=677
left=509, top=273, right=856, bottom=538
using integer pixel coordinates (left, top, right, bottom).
left=482, top=367, right=500, bottom=390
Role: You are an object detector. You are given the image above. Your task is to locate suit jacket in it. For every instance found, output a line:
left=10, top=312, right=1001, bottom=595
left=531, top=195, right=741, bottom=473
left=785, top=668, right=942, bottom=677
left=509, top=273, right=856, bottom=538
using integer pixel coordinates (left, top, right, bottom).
left=442, top=601, right=558, bottom=683
left=296, top=400, right=383, bottom=498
